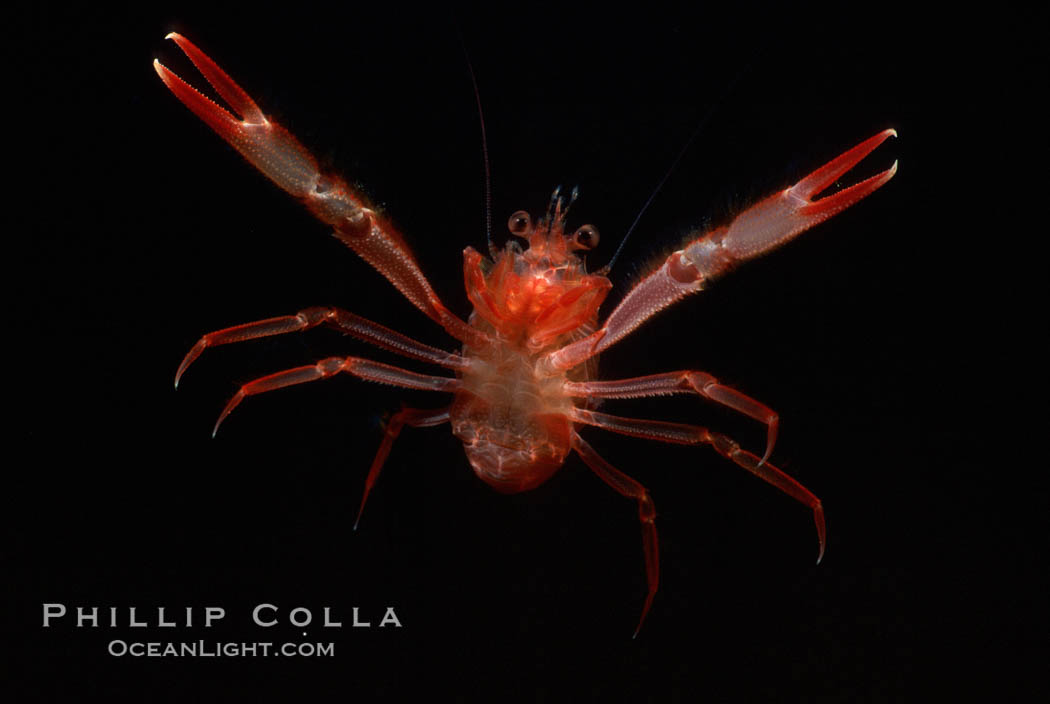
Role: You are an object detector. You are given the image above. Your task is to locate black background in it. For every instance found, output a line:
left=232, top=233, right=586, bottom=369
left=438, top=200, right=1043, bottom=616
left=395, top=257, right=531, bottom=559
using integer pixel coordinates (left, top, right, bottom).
left=10, top=3, right=1042, bottom=702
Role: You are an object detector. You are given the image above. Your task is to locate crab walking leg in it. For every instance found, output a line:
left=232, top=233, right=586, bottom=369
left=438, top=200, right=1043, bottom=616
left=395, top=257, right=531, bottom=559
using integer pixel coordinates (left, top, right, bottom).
left=545, top=130, right=898, bottom=373
left=565, top=371, right=779, bottom=467
left=570, top=432, right=658, bottom=639
left=355, top=406, right=450, bottom=530
left=572, top=408, right=826, bottom=565
left=176, top=307, right=468, bottom=388
left=212, top=358, right=459, bottom=437
left=154, top=34, right=490, bottom=350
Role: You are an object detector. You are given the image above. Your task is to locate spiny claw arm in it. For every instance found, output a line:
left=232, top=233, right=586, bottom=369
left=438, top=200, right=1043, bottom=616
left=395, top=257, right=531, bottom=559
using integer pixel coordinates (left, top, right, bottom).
left=154, top=33, right=490, bottom=350
left=718, top=128, right=898, bottom=259
left=153, top=33, right=315, bottom=195
left=544, top=130, right=897, bottom=372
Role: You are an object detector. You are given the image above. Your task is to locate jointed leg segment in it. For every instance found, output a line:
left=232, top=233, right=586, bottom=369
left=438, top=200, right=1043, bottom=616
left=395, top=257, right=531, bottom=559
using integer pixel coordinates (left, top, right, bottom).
left=175, top=306, right=467, bottom=388
left=355, top=406, right=450, bottom=530
left=572, top=408, right=825, bottom=564
left=571, top=432, right=658, bottom=639
left=212, top=357, right=458, bottom=437
left=566, top=370, right=779, bottom=466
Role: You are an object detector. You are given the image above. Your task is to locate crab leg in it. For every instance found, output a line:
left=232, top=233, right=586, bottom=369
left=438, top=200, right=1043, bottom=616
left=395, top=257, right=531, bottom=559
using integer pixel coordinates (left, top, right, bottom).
left=154, top=33, right=490, bottom=350
left=175, top=306, right=468, bottom=389
left=572, top=407, right=825, bottom=565
left=211, top=357, right=459, bottom=437
left=355, top=406, right=451, bottom=530
left=545, top=129, right=898, bottom=372
left=570, top=432, right=658, bottom=639
left=565, top=370, right=779, bottom=467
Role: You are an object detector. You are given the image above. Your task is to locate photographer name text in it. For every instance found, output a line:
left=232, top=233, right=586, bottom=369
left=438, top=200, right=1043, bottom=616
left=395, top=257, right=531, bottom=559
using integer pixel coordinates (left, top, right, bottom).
left=42, top=603, right=402, bottom=629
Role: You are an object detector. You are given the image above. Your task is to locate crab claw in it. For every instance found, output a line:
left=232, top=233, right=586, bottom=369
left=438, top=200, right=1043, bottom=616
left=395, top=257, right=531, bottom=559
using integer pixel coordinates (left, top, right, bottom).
left=719, top=128, right=898, bottom=262
left=791, top=128, right=898, bottom=207
left=153, top=33, right=320, bottom=197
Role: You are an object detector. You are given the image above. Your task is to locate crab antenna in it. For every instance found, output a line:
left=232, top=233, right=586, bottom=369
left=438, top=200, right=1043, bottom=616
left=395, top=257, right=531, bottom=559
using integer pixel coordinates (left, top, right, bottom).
left=596, top=123, right=702, bottom=276
left=543, top=185, right=563, bottom=233
left=459, top=35, right=495, bottom=259
left=559, top=184, right=581, bottom=224
left=597, top=65, right=752, bottom=276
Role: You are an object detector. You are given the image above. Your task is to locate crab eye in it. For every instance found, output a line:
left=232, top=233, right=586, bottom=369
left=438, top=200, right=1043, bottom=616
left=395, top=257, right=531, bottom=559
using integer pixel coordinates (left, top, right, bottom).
left=508, top=210, right=532, bottom=236
left=571, top=224, right=600, bottom=250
